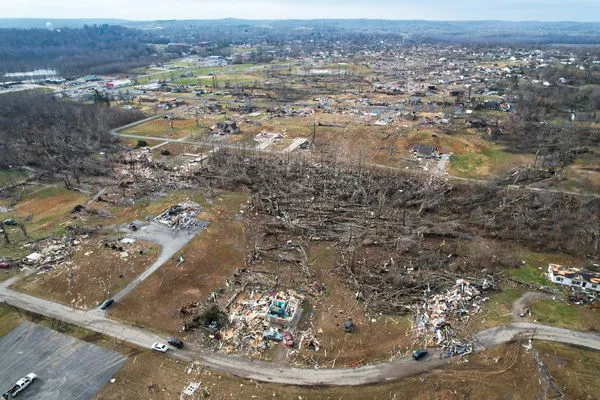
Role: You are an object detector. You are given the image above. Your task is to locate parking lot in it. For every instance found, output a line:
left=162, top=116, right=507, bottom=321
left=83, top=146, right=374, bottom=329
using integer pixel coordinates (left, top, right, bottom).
left=0, top=321, right=127, bottom=400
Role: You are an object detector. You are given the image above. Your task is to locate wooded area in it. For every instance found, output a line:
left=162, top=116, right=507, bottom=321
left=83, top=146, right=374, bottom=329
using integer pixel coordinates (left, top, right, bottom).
left=0, top=25, right=162, bottom=77
left=0, top=93, right=145, bottom=185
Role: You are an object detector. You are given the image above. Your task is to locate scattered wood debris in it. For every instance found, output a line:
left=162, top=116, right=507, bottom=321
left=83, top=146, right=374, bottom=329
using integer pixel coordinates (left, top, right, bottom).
left=154, top=201, right=203, bottom=229
left=413, top=277, right=495, bottom=357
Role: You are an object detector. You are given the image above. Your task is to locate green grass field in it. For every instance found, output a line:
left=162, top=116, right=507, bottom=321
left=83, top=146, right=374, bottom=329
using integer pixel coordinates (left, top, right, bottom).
left=530, top=299, right=600, bottom=332
left=507, top=265, right=551, bottom=286
left=0, top=169, right=28, bottom=187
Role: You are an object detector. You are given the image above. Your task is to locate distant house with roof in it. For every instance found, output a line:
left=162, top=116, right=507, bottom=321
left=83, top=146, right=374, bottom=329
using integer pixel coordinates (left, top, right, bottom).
left=411, top=144, right=439, bottom=159
left=547, top=264, right=600, bottom=292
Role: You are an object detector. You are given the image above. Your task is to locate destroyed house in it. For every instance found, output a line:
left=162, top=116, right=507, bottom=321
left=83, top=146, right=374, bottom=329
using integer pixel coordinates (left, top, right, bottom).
left=264, top=297, right=302, bottom=327
left=547, top=264, right=600, bottom=292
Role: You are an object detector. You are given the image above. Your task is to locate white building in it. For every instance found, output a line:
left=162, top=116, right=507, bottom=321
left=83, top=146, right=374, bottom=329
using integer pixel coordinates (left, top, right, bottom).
left=106, top=79, right=132, bottom=89
left=547, top=264, right=600, bottom=292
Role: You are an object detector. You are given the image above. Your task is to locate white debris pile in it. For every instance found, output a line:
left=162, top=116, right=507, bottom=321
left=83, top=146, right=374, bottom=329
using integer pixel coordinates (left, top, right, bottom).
left=413, top=278, right=492, bottom=356
left=154, top=201, right=202, bottom=229
left=23, top=234, right=87, bottom=270
left=180, top=380, right=210, bottom=398
left=254, top=131, right=284, bottom=150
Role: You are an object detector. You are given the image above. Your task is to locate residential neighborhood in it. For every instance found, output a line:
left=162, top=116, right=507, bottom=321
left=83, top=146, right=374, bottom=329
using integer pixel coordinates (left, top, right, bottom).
left=0, top=10, right=599, bottom=400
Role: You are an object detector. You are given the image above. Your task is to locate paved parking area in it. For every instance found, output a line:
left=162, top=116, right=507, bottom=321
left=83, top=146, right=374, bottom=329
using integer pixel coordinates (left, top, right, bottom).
left=0, top=321, right=127, bottom=400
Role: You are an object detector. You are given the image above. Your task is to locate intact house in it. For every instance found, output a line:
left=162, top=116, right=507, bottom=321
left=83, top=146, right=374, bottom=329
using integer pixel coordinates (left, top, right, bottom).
left=547, top=264, right=600, bottom=292
left=411, top=144, right=440, bottom=159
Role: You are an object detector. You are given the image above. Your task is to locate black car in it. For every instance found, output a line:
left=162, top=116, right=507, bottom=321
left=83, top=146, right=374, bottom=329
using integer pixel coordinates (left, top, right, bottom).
left=167, top=337, right=184, bottom=349
left=412, top=349, right=428, bottom=360
left=100, top=299, right=115, bottom=310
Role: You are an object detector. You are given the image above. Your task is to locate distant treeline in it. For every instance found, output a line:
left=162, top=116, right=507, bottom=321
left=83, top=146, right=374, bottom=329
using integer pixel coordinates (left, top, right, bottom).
left=0, top=93, right=145, bottom=184
left=0, top=24, right=165, bottom=78
left=122, top=19, right=600, bottom=46
left=1, top=19, right=599, bottom=78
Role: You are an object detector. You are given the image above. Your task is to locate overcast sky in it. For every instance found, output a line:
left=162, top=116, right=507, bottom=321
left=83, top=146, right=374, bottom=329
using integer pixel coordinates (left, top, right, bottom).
left=1, top=0, right=598, bottom=22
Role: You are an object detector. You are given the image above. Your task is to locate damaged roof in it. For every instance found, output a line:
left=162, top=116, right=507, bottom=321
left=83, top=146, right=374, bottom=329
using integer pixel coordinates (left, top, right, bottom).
left=549, top=263, right=600, bottom=284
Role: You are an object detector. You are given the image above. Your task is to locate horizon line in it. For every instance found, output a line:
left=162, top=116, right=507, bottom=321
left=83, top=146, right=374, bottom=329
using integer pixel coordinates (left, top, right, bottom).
left=1, top=17, right=600, bottom=24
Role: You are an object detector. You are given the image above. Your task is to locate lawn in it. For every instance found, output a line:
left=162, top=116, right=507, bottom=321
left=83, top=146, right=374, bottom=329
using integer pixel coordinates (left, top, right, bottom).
left=530, top=299, right=600, bottom=332
left=120, top=119, right=196, bottom=140
left=507, top=265, right=551, bottom=286
left=535, top=341, right=600, bottom=399
left=466, top=286, right=524, bottom=331
left=0, top=184, right=90, bottom=258
left=13, top=237, right=160, bottom=310
left=0, top=305, right=23, bottom=338
left=0, top=169, right=28, bottom=187
left=109, top=190, right=249, bottom=334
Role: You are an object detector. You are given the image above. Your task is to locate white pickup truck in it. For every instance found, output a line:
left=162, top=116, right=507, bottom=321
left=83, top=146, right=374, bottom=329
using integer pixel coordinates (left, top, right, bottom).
left=2, top=373, right=37, bottom=399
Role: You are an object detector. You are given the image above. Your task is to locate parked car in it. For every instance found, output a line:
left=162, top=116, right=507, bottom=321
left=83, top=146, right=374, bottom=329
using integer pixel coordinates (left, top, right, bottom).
left=282, top=331, right=294, bottom=347
left=263, top=329, right=283, bottom=342
left=167, top=337, right=184, bottom=349
left=100, top=299, right=114, bottom=310
left=412, top=349, right=428, bottom=360
left=3, top=373, right=37, bottom=398
left=3, top=219, right=17, bottom=226
left=0, top=261, right=10, bottom=269
left=152, top=343, right=169, bottom=353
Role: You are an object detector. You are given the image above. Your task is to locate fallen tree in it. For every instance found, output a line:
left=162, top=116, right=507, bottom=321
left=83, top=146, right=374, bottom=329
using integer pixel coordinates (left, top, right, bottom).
left=182, top=150, right=598, bottom=313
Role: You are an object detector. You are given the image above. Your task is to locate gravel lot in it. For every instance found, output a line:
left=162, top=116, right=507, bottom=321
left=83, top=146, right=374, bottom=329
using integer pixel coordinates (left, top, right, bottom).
left=0, top=321, right=126, bottom=400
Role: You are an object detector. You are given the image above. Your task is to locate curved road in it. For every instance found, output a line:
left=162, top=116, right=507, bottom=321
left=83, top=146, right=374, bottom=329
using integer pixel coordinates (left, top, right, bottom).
left=1, top=280, right=599, bottom=386
left=4, top=114, right=598, bottom=384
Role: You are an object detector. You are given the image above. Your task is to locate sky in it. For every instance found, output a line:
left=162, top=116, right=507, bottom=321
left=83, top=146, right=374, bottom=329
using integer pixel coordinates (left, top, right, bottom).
left=1, top=0, right=599, bottom=22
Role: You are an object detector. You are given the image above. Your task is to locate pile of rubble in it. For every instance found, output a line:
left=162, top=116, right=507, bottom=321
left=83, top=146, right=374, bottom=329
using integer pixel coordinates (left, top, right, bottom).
left=569, top=289, right=598, bottom=305
left=413, top=278, right=493, bottom=357
left=23, top=234, right=88, bottom=271
left=101, top=237, right=146, bottom=260
left=195, top=289, right=304, bottom=357
left=154, top=201, right=202, bottom=229
left=296, top=327, right=322, bottom=351
left=265, top=107, right=315, bottom=118
left=299, top=281, right=327, bottom=297
left=254, top=132, right=284, bottom=150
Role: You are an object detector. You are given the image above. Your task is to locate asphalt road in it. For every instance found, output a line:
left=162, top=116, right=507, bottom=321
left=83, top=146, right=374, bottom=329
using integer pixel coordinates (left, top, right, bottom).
left=106, top=220, right=209, bottom=305
left=1, top=280, right=599, bottom=386
left=0, top=321, right=126, bottom=400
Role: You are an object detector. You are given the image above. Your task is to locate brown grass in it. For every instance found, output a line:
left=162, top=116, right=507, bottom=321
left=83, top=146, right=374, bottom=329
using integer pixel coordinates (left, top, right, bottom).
left=109, top=191, right=248, bottom=334
left=297, top=243, right=413, bottom=366
left=95, top=343, right=544, bottom=400
left=13, top=237, right=160, bottom=310
left=121, top=119, right=197, bottom=139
